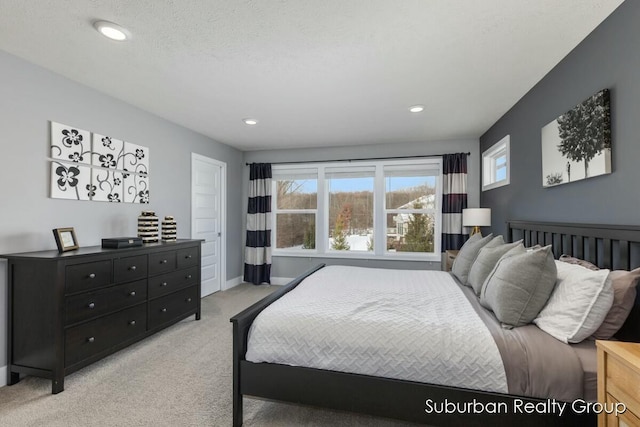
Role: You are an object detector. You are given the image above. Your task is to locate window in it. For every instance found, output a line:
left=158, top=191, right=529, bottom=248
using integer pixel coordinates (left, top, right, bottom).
left=272, top=168, right=317, bottom=250
left=327, top=167, right=374, bottom=252
left=482, top=135, right=510, bottom=191
left=272, top=159, right=442, bottom=260
left=384, top=165, right=438, bottom=254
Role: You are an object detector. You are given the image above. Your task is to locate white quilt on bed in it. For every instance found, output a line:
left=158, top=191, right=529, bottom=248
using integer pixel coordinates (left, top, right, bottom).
left=246, top=265, right=508, bottom=393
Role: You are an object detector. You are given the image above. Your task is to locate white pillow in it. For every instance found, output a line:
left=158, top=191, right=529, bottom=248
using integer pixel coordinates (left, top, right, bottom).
left=534, top=261, right=613, bottom=343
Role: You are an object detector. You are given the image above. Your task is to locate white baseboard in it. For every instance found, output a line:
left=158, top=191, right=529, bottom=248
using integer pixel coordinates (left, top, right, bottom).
left=223, top=276, right=291, bottom=288
left=223, top=276, right=242, bottom=291
left=270, top=277, right=294, bottom=286
left=0, top=365, right=6, bottom=387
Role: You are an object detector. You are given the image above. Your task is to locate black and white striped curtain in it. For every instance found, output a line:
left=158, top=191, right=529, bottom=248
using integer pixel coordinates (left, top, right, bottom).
left=441, top=153, right=469, bottom=251
left=244, top=163, right=272, bottom=285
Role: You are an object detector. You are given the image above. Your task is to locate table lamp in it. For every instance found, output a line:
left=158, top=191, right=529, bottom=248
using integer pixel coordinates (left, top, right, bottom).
left=462, top=208, right=491, bottom=235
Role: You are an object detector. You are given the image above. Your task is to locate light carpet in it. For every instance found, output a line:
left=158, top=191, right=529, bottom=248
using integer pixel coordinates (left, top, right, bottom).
left=0, top=283, right=415, bottom=427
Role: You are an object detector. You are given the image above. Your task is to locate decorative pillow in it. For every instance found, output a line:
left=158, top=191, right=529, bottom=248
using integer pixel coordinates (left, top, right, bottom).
left=480, top=245, right=557, bottom=328
left=451, top=233, right=496, bottom=285
left=468, top=240, right=524, bottom=295
left=559, top=254, right=599, bottom=271
left=590, top=267, right=640, bottom=339
left=534, top=261, right=613, bottom=343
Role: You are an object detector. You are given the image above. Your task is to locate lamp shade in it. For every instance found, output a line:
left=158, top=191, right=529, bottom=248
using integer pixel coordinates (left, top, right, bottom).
left=462, top=208, right=491, bottom=227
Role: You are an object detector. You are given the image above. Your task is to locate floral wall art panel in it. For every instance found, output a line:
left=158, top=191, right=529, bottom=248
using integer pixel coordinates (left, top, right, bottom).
left=51, top=161, right=92, bottom=200
left=124, top=172, right=149, bottom=204
left=50, top=122, right=91, bottom=165
left=123, top=142, right=149, bottom=176
left=541, top=89, right=611, bottom=187
left=92, top=133, right=124, bottom=170
left=48, top=121, right=150, bottom=203
left=92, top=168, right=123, bottom=202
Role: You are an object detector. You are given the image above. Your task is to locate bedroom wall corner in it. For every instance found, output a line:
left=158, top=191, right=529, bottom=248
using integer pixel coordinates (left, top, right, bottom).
left=480, top=0, right=640, bottom=237
left=0, top=50, right=244, bottom=369
left=224, top=276, right=243, bottom=291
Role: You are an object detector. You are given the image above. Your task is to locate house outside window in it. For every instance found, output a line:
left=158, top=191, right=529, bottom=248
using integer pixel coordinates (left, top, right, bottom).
left=272, top=159, right=442, bottom=261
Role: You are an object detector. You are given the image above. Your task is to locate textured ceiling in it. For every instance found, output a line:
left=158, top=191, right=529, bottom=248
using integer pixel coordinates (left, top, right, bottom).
left=0, top=0, right=624, bottom=150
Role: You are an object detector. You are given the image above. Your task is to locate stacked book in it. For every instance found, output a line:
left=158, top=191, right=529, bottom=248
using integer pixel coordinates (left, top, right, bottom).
left=137, top=211, right=159, bottom=243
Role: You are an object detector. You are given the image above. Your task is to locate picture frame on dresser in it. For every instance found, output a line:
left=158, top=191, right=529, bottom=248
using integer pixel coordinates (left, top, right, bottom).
left=53, top=227, right=79, bottom=252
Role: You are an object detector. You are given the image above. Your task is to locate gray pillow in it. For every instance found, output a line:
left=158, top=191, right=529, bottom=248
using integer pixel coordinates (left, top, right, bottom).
left=468, top=240, right=524, bottom=295
left=451, top=233, right=495, bottom=285
left=480, top=245, right=557, bottom=328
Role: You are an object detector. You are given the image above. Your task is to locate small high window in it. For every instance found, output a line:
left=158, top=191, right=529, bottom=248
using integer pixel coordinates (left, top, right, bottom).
left=483, top=135, right=510, bottom=191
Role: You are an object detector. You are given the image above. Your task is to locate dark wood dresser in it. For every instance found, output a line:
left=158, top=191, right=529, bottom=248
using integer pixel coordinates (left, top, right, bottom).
left=1, top=239, right=202, bottom=393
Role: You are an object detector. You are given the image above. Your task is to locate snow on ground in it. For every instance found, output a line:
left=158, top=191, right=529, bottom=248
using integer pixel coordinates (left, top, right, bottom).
left=328, top=234, right=372, bottom=251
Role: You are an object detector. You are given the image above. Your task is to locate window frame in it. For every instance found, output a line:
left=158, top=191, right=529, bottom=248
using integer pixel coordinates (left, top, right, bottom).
left=482, top=135, right=510, bottom=191
left=271, top=167, right=319, bottom=253
left=272, top=158, right=443, bottom=261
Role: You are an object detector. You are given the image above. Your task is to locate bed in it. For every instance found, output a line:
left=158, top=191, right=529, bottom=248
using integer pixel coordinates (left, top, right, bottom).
left=230, top=221, right=640, bottom=426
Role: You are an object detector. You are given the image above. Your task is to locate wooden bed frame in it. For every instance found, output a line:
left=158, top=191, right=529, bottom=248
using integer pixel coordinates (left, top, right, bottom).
left=231, top=221, right=640, bottom=426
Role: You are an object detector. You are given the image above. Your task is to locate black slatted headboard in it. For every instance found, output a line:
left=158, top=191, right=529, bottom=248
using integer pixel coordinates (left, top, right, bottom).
left=507, top=220, right=640, bottom=343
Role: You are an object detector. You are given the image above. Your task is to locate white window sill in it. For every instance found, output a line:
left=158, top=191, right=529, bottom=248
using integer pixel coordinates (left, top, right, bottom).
left=272, top=250, right=441, bottom=263
left=482, top=179, right=509, bottom=191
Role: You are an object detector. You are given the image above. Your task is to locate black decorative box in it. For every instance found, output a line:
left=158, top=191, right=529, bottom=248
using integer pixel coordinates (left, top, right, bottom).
left=101, top=237, right=144, bottom=249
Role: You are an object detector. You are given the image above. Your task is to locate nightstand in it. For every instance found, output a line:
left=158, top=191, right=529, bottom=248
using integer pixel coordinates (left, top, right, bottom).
left=596, top=340, right=640, bottom=426
left=444, top=250, right=459, bottom=272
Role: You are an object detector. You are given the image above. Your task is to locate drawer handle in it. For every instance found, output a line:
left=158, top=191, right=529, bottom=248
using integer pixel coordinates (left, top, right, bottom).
left=129, top=265, right=137, bottom=271
left=186, top=274, right=192, bottom=279
left=129, top=291, right=136, bottom=297
left=129, top=320, right=136, bottom=326
left=161, top=308, right=167, bottom=313
left=161, top=259, right=168, bottom=264
left=161, top=282, right=168, bottom=287
left=88, top=273, right=96, bottom=279
left=186, top=297, right=192, bottom=303
left=88, top=302, right=95, bottom=309
left=87, top=337, right=95, bottom=343
left=185, top=255, right=192, bottom=259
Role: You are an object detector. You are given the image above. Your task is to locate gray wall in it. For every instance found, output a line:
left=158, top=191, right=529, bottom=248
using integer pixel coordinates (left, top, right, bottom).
left=0, top=51, right=244, bottom=369
left=480, top=1, right=639, bottom=238
left=243, top=139, right=480, bottom=278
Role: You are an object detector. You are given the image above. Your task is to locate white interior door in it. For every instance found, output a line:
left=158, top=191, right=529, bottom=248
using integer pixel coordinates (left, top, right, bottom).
left=191, top=153, right=226, bottom=297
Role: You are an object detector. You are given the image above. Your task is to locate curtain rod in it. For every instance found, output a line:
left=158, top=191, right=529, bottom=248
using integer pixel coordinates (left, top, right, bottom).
left=245, top=152, right=471, bottom=166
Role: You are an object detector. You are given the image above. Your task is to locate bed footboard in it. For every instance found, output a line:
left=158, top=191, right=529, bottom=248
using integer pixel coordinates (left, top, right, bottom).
left=229, top=264, right=325, bottom=427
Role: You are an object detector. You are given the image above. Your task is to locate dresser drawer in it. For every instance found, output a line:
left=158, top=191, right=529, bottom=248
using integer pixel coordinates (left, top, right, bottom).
left=114, top=254, right=147, bottom=283
left=65, top=304, right=146, bottom=367
left=148, top=266, right=198, bottom=299
left=148, top=286, right=199, bottom=330
left=177, top=246, right=199, bottom=269
left=66, top=260, right=112, bottom=294
left=606, top=352, right=640, bottom=405
left=148, top=251, right=176, bottom=276
left=606, top=393, right=640, bottom=427
left=65, top=279, right=148, bottom=325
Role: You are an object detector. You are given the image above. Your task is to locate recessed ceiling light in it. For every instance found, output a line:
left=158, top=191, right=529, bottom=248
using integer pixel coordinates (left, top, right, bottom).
left=409, top=105, right=425, bottom=113
left=243, top=118, right=258, bottom=125
left=93, top=20, right=131, bottom=41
